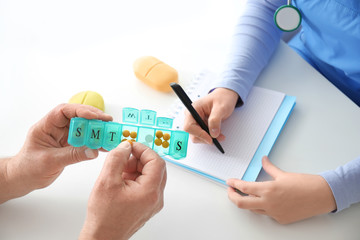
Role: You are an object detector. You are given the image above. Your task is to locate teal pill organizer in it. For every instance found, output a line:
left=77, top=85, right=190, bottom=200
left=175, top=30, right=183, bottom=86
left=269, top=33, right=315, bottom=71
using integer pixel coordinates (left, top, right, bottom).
left=67, top=107, right=189, bottom=159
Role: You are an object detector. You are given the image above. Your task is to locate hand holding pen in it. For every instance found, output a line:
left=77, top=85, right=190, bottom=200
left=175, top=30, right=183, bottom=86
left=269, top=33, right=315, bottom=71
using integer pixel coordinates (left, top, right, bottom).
left=171, top=83, right=239, bottom=153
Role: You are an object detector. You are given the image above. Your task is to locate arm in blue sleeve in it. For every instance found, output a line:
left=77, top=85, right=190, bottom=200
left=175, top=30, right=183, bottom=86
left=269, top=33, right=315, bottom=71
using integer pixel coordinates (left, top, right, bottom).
left=214, top=0, right=285, bottom=105
left=320, top=157, right=360, bottom=212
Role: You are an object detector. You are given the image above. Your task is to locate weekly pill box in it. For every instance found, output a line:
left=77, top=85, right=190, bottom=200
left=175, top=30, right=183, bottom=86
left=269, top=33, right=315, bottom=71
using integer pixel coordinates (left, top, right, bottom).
left=68, top=107, right=189, bottom=160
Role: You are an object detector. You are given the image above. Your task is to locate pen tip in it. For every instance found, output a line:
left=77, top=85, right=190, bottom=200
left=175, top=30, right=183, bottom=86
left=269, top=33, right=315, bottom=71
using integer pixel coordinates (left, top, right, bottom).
left=218, top=146, right=225, bottom=154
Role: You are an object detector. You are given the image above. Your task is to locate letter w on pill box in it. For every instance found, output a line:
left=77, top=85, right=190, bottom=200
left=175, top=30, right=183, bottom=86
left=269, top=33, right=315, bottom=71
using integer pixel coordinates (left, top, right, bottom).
left=67, top=107, right=189, bottom=160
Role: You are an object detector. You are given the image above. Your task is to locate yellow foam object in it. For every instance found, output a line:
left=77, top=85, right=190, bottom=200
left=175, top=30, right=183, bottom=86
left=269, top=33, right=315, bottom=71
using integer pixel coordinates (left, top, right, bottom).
left=69, top=91, right=105, bottom=112
left=133, top=56, right=178, bottom=92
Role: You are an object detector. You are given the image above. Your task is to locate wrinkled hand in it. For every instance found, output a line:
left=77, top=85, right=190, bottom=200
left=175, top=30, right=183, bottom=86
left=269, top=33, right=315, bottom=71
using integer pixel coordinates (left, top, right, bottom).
left=183, top=87, right=239, bottom=144
left=79, top=141, right=166, bottom=240
left=3, top=103, right=112, bottom=202
left=227, top=156, right=336, bottom=224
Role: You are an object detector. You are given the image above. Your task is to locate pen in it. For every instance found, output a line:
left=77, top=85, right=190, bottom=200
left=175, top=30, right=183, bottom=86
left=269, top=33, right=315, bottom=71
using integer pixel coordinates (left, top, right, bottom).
left=170, top=82, right=225, bottom=154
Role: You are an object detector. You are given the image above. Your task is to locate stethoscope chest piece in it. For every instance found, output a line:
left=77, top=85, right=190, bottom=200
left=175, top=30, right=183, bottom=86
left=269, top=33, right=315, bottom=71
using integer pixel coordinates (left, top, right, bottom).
left=274, top=1, right=302, bottom=32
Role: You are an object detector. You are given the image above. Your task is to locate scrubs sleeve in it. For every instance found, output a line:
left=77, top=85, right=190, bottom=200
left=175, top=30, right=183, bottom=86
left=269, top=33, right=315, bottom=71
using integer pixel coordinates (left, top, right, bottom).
left=320, top=157, right=360, bottom=212
left=213, top=0, right=285, bottom=106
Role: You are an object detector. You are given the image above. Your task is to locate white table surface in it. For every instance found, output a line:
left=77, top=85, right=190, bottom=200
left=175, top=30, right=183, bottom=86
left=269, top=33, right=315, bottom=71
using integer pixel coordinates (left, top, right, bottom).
left=1, top=0, right=360, bottom=239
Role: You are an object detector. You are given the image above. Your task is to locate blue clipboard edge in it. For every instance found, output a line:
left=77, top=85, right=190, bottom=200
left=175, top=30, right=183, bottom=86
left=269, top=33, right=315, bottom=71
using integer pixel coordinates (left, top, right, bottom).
left=241, top=95, right=296, bottom=181
left=164, top=95, right=296, bottom=186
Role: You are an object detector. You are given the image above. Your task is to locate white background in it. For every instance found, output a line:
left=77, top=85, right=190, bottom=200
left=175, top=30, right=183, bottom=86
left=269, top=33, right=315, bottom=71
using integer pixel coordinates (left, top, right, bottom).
left=1, top=0, right=360, bottom=240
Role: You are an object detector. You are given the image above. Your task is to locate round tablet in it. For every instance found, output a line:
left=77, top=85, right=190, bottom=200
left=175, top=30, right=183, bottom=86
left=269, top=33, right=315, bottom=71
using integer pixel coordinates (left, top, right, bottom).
left=122, top=130, right=130, bottom=137
left=130, top=131, right=137, bottom=139
left=162, top=141, right=169, bottom=148
left=155, top=130, right=163, bottom=139
left=163, top=133, right=171, bottom=141
left=145, top=134, right=153, bottom=143
left=154, top=138, right=162, bottom=146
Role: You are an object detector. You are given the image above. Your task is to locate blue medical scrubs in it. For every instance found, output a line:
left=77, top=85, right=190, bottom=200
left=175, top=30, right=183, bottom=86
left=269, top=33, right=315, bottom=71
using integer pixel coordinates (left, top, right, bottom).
left=290, top=0, right=360, bottom=106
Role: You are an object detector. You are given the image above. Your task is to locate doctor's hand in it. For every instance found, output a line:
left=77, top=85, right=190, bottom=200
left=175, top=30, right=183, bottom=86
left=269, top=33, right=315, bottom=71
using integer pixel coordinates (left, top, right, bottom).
left=79, top=141, right=166, bottom=240
left=183, top=87, right=239, bottom=144
left=227, top=156, right=336, bottom=224
left=0, top=103, right=112, bottom=204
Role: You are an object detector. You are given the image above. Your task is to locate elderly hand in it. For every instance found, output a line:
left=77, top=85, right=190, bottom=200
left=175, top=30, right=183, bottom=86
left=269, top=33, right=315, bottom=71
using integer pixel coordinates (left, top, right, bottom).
left=79, top=141, right=166, bottom=240
left=0, top=103, right=112, bottom=203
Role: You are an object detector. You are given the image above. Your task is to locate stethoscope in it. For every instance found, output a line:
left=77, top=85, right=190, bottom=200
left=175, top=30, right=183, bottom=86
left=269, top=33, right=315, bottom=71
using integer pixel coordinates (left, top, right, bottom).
left=274, top=0, right=302, bottom=32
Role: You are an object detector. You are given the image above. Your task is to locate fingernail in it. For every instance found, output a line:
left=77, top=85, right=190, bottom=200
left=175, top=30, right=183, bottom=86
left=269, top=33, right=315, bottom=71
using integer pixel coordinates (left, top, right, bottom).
left=211, top=128, right=219, bottom=137
left=119, top=140, right=131, bottom=149
left=104, top=113, right=112, bottom=119
left=85, top=148, right=97, bottom=159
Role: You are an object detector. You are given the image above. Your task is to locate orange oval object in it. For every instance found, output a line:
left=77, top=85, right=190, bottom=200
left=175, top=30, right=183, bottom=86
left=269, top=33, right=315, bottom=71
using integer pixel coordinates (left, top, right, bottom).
left=163, top=133, right=171, bottom=141
left=162, top=140, right=169, bottom=148
left=122, top=130, right=130, bottom=137
left=130, top=131, right=137, bottom=139
left=154, top=138, right=162, bottom=146
left=155, top=130, right=163, bottom=139
left=133, top=56, right=178, bottom=92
